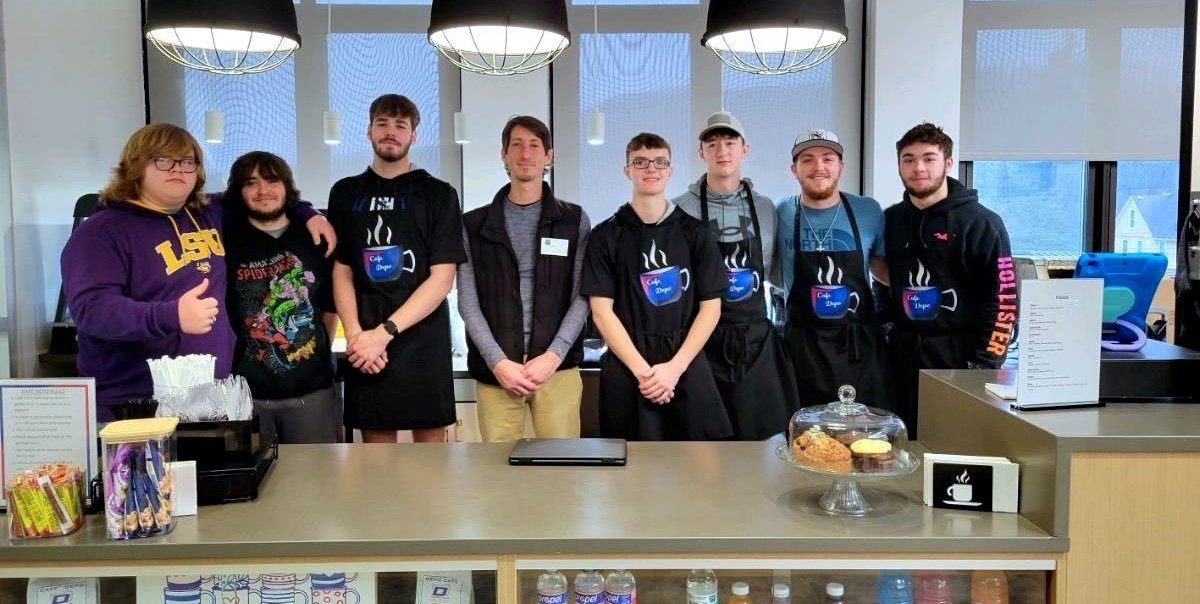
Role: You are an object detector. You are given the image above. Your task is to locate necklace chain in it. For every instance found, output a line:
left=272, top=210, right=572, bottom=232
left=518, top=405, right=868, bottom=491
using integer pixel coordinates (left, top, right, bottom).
left=799, top=198, right=841, bottom=252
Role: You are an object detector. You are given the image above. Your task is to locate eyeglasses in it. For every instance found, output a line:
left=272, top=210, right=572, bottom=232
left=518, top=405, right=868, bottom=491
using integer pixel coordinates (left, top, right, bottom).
left=627, top=157, right=671, bottom=170
left=151, top=157, right=199, bottom=173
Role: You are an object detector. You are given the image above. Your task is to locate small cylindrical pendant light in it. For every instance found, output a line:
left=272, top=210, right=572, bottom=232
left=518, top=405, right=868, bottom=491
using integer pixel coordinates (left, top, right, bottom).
left=204, top=109, right=224, bottom=144
left=586, top=109, right=605, bottom=146
left=323, top=109, right=342, bottom=145
left=454, top=111, right=471, bottom=144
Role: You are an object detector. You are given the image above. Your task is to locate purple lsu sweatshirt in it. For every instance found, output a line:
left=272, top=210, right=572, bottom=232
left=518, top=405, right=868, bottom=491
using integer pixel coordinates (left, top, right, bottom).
left=60, top=198, right=235, bottom=421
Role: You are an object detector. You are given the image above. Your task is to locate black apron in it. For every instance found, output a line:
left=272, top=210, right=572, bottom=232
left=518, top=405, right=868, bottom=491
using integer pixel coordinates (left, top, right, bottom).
left=343, top=190, right=455, bottom=431
left=785, top=195, right=892, bottom=411
left=598, top=209, right=733, bottom=441
left=699, top=183, right=799, bottom=440
left=888, top=211, right=976, bottom=437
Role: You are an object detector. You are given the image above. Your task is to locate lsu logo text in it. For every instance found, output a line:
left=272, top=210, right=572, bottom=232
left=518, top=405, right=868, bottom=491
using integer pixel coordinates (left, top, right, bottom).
left=155, top=228, right=225, bottom=275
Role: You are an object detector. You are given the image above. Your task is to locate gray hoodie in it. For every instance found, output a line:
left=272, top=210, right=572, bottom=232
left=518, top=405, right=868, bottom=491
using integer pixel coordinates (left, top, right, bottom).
left=672, top=175, right=777, bottom=277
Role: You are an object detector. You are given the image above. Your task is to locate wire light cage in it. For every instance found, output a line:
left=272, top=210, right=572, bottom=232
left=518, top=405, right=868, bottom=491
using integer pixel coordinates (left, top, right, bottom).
left=702, top=0, right=848, bottom=76
left=428, top=0, right=571, bottom=76
left=144, top=0, right=302, bottom=75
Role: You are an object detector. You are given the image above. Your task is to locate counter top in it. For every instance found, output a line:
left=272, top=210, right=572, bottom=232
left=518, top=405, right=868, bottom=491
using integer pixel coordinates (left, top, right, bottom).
left=0, top=438, right=1062, bottom=564
left=919, top=369, right=1200, bottom=538
left=924, top=369, right=1200, bottom=452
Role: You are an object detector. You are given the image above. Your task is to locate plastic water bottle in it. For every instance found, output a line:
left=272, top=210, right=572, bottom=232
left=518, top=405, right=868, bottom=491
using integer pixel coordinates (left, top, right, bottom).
left=913, top=572, right=951, bottom=604
left=770, top=583, right=790, bottom=604
left=686, top=569, right=719, bottom=604
left=823, top=582, right=845, bottom=604
left=727, top=582, right=751, bottom=604
left=537, top=570, right=569, bottom=604
left=877, top=571, right=914, bottom=604
left=605, top=569, right=637, bottom=604
left=970, top=570, right=1009, bottom=604
left=574, top=570, right=605, bottom=604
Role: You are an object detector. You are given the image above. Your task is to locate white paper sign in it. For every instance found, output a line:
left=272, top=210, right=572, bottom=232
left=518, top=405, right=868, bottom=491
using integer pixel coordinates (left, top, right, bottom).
left=0, top=378, right=97, bottom=507
left=417, top=571, right=474, bottom=604
left=1015, top=279, right=1103, bottom=406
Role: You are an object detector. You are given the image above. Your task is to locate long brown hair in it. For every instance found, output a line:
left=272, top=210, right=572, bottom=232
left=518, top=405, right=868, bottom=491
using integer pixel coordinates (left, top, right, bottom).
left=99, top=123, right=207, bottom=208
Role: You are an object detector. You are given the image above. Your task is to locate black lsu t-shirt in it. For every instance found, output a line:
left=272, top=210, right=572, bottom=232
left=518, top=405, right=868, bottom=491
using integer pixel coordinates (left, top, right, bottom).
left=581, top=204, right=725, bottom=334
left=225, top=218, right=335, bottom=400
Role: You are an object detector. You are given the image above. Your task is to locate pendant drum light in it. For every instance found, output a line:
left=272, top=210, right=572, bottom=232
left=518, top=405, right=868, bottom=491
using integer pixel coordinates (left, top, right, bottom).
left=428, top=0, right=571, bottom=76
left=702, top=0, right=847, bottom=75
left=144, top=0, right=302, bottom=75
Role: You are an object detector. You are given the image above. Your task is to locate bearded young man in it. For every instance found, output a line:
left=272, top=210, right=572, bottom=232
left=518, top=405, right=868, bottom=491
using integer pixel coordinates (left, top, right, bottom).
left=884, top=123, right=1016, bottom=437
left=327, top=94, right=467, bottom=443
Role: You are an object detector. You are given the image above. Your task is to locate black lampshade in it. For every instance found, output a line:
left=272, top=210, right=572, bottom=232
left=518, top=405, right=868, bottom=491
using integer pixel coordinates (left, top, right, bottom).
left=702, top=0, right=848, bottom=75
left=428, top=0, right=571, bottom=75
left=145, top=0, right=302, bottom=75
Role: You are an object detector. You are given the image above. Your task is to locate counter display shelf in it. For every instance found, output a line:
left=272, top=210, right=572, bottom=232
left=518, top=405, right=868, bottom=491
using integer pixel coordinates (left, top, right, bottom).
left=0, top=439, right=1062, bottom=602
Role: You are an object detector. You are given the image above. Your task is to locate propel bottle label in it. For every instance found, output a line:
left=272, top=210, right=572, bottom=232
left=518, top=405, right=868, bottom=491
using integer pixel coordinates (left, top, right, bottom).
left=606, top=590, right=636, bottom=604
left=575, top=590, right=604, bottom=604
left=687, top=593, right=719, bottom=604
left=538, top=592, right=568, bottom=604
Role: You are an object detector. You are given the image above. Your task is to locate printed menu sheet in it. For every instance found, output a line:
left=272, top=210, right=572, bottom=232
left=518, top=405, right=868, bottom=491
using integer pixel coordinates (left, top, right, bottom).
left=1015, top=279, right=1103, bottom=407
left=0, top=379, right=97, bottom=507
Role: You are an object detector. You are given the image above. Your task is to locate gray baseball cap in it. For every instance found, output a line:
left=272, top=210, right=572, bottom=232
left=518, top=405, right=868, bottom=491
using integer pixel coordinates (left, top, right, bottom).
left=698, top=111, right=746, bottom=141
left=791, top=128, right=844, bottom=159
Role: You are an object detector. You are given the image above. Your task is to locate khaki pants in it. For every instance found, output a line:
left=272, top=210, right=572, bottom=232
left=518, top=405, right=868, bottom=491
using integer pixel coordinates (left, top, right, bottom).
left=475, top=367, right=582, bottom=442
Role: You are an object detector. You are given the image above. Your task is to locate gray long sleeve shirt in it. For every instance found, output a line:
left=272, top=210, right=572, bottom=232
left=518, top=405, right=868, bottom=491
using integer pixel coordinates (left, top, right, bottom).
left=457, top=198, right=592, bottom=370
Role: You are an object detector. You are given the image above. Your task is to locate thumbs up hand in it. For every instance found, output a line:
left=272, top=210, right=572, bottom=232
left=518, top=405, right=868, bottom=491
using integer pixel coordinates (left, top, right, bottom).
left=178, top=278, right=219, bottom=334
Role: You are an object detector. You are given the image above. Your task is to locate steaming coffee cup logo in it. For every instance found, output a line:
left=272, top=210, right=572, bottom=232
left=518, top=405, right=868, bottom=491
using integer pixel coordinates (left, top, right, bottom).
left=639, top=239, right=690, bottom=306
left=361, top=216, right=415, bottom=282
left=809, top=256, right=860, bottom=319
left=903, top=260, right=957, bottom=320
left=723, top=243, right=760, bottom=303
left=942, top=469, right=981, bottom=506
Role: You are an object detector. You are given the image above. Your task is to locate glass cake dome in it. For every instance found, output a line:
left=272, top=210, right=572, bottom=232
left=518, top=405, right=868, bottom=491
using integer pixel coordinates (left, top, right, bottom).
left=786, top=385, right=914, bottom=476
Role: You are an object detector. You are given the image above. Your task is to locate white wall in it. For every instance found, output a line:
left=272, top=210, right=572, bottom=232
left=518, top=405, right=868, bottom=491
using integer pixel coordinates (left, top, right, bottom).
left=864, top=0, right=964, bottom=206
left=1, top=0, right=145, bottom=377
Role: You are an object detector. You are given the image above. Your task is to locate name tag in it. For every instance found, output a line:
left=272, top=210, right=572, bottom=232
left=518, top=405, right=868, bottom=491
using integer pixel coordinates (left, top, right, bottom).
left=540, top=237, right=569, bottom=257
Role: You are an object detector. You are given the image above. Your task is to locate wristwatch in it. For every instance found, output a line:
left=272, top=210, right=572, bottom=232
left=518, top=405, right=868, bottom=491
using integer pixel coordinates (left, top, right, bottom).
left=381, top=320, right=400, bottom=337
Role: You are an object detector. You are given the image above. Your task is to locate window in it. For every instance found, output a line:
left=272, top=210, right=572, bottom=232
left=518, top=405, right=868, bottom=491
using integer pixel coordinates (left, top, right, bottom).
left=971, top=161, right=1087, bottom=256
left=1115, top=160, right=1180, bottom=268
left=329, top=34, right=441, bottom=181
left=723, top=61, right=835, bottom=200
left=578, top=33, right=691, bottom=217
left=185, top=59, right=297, bottom=190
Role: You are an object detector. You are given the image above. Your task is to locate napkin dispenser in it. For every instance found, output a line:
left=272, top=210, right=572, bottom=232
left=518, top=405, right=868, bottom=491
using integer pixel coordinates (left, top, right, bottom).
left=175, top=417, right=277, bottom=506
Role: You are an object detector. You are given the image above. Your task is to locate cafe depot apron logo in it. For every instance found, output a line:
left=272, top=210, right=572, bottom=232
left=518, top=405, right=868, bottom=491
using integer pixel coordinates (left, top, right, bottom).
left=639, top=239, right=690, bottom=307
left=903, top=259, right=958, bottom=321
left=361, top=215, right=415, bottom=282
left=722, top=243, right=759, bottom=303
left=810, top=256, right=859, bottom=319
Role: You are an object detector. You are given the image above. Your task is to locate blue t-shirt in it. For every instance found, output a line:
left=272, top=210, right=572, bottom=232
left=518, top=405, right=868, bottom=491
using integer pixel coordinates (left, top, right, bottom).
left=773, top=192, right=886, bottom=299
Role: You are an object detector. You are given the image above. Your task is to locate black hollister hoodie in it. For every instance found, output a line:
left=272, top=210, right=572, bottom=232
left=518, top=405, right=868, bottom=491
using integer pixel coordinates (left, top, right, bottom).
left=883, top=177, right=1017, bottom=368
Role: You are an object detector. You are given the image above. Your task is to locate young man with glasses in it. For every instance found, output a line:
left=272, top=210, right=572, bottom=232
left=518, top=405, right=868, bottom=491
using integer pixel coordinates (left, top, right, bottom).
left=61, top=124, right=335, bottom=423
left=581, top=132, right=732, bottom=440
left=773, top=129, right=893, bottom=413
left=326, top=94, right=467, bottom=443
left=672, top=111, right=799, bottom=439
left=223, top=152, right=341, bottom=444
left=458, top=116, right=591, bottom=441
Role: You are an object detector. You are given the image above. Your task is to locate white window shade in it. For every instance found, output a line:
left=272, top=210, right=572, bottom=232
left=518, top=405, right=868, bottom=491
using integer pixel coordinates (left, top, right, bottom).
left=723, top=61, right=836, bottom=201
left=184, top=60, right=298, bottom=189
left=961, top=0, right=1184, bottom=161
left=577, top=33, right=692, bottom=220
left=328, top=34, right=441, bottom=180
